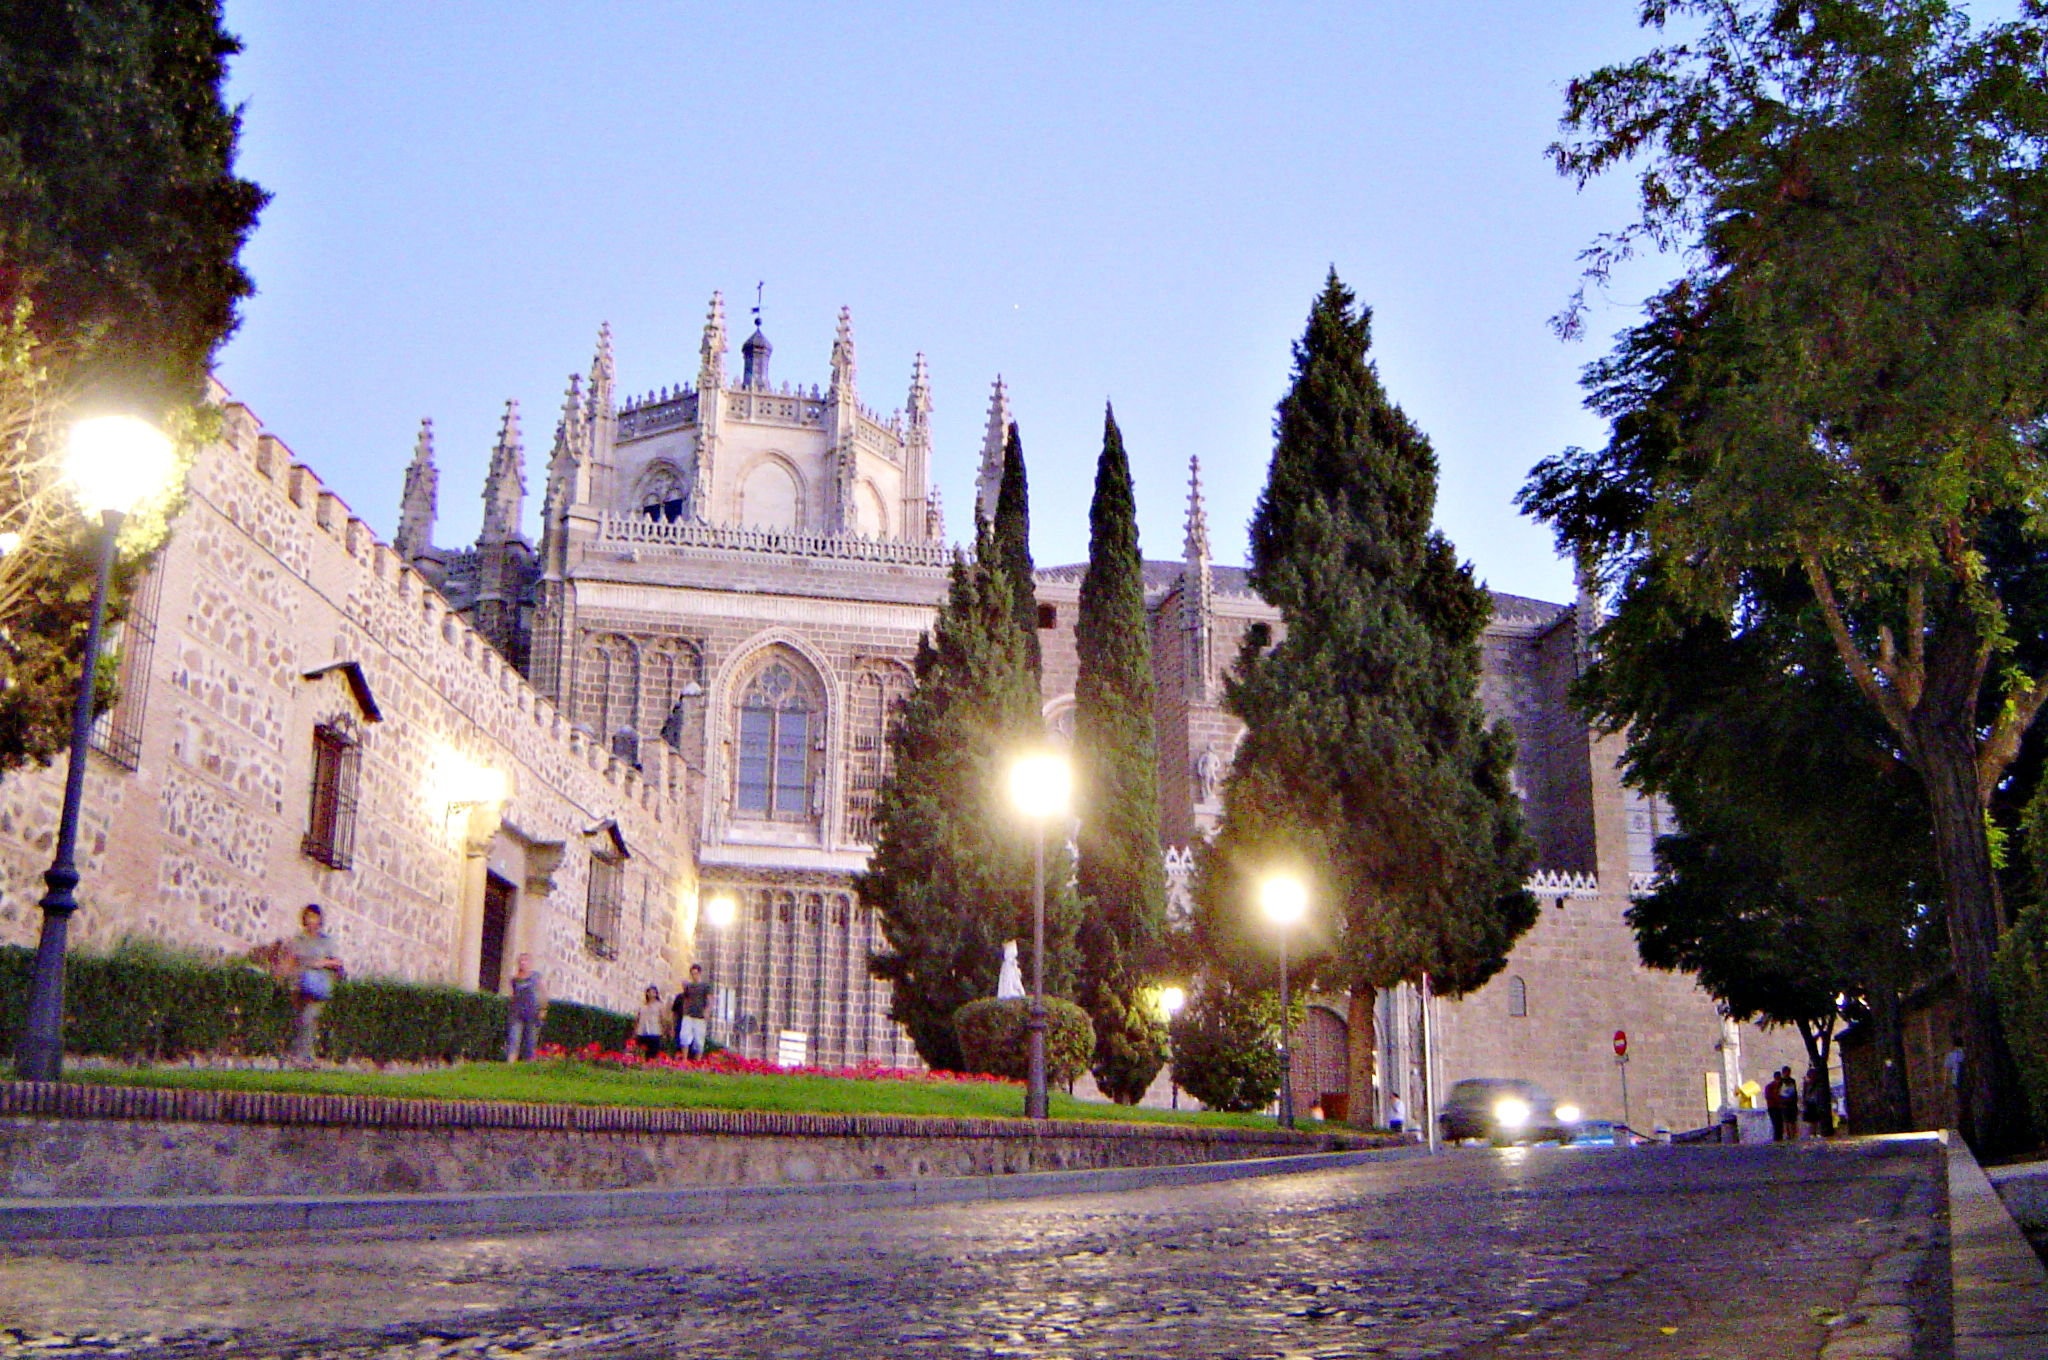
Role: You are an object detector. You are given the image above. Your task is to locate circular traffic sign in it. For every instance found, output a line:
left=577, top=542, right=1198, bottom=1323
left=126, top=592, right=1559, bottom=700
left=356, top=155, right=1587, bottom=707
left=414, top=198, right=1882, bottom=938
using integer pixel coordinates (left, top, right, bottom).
left=1613, top=1029, right=1629, bottom=1058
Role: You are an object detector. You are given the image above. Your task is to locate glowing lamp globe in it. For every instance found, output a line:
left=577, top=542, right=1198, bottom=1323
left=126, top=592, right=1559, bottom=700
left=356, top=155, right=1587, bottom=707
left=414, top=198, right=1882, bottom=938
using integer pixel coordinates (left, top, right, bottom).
left=1260, top=875, right=1308, bottom=927
left=1008, top=750, right=1072, bottom=820
left=703, top=893, right=738, bottom=929
left=1156, top=984, right=1187, bottom=1020
left=67, top=416, right=175, bottom=516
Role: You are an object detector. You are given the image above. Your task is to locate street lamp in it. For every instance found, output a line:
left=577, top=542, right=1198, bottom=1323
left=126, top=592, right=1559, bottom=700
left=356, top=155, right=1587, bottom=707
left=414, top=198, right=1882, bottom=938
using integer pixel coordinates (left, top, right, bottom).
left=1260, top=873, right=1308, bottom=1129
left=16, top=415, right=176, bottom=1082
left=1156, top=984, right=1187, bottom=1109
left=700, top=891, right=738, bottom=1048
left=1008, top=748, right=1071, bottom=1120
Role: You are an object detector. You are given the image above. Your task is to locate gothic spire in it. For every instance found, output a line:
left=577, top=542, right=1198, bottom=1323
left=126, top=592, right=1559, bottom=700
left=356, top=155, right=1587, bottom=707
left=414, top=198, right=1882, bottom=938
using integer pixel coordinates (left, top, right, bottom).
left=906, top=352, right=931, bottom=432
left=481, top=398, right=525, bottom=545
left=395, top=417, right=438, bottom=562
left=975, top=375, right=1011, bottom=525
left=830, top=306, right=857, bottom=400
left=587, top=321, right=614, bottom=417
left=699, top=292, right=727, bottom=391
left=925, top=482, right=945, bottom=542
left=1182, top=454, right=1214, bottom=698
left=1183, top=453, right=1211, bottom=567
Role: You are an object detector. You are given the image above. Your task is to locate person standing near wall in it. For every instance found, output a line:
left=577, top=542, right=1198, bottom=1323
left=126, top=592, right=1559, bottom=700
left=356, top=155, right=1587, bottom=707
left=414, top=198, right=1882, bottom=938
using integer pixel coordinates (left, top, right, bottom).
left=504, top=953, right=547, bottom=1061
left=671, top=964, right=712, bottom=1058
left=632, top=986, right=668, bottom=1058
left=290, top=905, right=344, bottom=1068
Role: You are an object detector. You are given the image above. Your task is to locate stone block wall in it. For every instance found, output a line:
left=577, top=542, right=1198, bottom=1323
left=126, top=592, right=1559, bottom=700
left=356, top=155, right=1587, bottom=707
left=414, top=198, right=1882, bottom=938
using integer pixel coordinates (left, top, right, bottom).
left=0, top=398, right=693, bottom=1015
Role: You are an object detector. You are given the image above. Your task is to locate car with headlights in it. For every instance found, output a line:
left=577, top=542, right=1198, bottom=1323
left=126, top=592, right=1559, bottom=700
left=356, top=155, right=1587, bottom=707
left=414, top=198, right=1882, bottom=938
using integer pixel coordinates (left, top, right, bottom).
left=1438, top=1077, right=1579, bottom=1145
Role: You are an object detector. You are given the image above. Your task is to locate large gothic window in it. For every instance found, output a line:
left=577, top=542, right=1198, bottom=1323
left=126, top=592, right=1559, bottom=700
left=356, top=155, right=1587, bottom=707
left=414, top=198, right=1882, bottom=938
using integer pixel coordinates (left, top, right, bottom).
left=638, top=463, right=688, bottom=522
left=734, top=658, right=819, bottom=820
left=845, top=661, right=911, bottom=845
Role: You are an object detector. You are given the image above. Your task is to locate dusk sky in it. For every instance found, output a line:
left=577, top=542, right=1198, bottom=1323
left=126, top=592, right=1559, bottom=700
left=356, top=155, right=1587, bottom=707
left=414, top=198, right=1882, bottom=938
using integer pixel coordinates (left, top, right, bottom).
left=214, top=2, right=1705, bottom=604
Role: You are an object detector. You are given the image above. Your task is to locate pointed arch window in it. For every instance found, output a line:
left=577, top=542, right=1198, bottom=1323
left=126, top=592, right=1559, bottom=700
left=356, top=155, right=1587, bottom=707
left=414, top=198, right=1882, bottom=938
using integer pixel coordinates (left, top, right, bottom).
left=639, top=464, right=688, bottom=523
left=1508, top=975, right=1528, bottom=1019
left=735, top=659, right=819, bottom=820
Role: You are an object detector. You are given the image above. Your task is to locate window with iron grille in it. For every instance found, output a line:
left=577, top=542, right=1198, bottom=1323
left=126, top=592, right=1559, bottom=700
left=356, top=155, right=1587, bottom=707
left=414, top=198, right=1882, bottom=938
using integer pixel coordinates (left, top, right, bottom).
left=90, top=562, right=164, bottom=770
left=585, top=853, right=624, bottom=959
left=301, top=722, right=361, bottom=869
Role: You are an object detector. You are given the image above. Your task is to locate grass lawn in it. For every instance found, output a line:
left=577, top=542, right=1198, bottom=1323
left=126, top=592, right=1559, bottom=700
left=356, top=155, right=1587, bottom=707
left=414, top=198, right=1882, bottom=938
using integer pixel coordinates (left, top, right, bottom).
left=67, top=1060, right=1328, bottom=1131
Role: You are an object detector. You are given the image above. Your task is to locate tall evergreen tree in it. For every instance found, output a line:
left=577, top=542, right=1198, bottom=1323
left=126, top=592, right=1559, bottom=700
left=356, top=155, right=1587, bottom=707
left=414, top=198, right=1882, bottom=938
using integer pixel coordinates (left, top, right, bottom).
left=0, top=0, right=264, bottom=777
left=1073, top=403, right=1169, bottom=1103
left=990, top=420, right=1040, bottom=679
left=1196, top=274, right=1536, bottom=1052
left=861, top=526, right=1078, bottom=1071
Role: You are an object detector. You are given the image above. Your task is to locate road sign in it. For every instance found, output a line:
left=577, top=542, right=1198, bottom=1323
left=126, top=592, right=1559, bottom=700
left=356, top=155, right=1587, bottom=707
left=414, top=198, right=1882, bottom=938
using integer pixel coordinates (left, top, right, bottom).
left=1613, top=1029, right=1629, bottom=1058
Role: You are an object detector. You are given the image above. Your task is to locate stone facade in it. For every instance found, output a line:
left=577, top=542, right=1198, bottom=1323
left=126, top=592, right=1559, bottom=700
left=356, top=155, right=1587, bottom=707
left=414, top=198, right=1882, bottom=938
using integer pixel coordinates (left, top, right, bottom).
left=383, top=292, right=1802, bottom=1120
left=0, top=393, right=694, bottom=1015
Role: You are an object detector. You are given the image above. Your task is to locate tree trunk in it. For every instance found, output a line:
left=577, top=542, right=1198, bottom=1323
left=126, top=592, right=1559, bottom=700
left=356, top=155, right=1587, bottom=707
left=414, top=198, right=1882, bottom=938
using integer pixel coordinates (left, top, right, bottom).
left=1347, top=988, right=1378, bottom=1126
left=1863, top=986, right=1914, bottom=1135
left=1913, top=704, right=2030, bottom=1154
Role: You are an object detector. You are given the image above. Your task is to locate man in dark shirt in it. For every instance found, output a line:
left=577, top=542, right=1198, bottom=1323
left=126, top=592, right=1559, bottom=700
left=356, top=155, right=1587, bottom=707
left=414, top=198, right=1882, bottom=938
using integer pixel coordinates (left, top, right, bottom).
left=671, top=964, right=714, bottom=1058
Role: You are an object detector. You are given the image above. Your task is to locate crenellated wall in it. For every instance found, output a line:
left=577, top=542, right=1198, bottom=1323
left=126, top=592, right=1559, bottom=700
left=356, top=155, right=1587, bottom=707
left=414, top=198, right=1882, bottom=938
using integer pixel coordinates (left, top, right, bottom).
left=0, top=394, right=695, bottom=1015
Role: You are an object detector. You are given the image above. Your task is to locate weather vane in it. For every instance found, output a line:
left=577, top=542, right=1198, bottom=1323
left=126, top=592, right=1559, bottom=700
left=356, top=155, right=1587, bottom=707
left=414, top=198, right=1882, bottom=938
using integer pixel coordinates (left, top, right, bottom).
left=753, top=281, right=764, bottom=331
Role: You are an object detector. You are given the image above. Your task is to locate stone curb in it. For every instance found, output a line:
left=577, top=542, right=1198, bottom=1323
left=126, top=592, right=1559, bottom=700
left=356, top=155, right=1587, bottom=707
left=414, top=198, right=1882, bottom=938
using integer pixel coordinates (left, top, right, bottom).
left=0, top=1144, right=1427, bottom=1241
left=0, top=1079, right=1365, bottom=1148
left=1949, top=1131, right=2048, bottom=1358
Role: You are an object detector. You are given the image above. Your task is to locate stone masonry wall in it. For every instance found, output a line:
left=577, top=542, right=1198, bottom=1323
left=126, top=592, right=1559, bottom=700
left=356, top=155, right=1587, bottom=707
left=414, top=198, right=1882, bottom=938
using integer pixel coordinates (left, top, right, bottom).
left=0, top=399, right=694, bottom=1014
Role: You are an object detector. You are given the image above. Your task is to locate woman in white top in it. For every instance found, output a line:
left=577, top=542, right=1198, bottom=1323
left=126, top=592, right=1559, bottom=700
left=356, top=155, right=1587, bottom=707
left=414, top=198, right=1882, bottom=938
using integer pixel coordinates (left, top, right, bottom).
left=632, top=986, right=668, bottom=1058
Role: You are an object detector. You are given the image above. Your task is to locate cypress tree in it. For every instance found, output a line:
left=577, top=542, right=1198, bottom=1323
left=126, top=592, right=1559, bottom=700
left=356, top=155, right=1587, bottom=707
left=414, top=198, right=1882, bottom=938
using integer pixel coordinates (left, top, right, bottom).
left=1072, top=403, right=1169, bottom=1103
left=1197, top=273, right=1536, bottom=1049
left=862, top=526, right=1078, bottom=1071
left=990, top=421, right=1041, bottom=679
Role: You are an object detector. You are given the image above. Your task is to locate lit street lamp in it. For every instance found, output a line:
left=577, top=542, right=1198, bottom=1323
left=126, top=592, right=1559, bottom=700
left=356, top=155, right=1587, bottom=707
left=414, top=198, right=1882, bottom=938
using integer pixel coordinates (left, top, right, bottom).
left=700, top=891, right=738, bottom=1050
left=1156, top=984, right=1187, bottom=1109
left=1008, top=749, right=1071, bottom=1120
left=16, top=415, right=177, bottom=1082
left=1260, top=873, right=1308, bottom=1129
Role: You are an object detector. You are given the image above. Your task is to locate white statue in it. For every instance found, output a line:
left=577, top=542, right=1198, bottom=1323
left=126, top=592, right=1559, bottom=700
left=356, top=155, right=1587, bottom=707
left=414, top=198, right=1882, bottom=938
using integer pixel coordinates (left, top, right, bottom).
left=1195, top=744, right=1224, bottom=805
left=996, top=940, right=1026, bottom=1000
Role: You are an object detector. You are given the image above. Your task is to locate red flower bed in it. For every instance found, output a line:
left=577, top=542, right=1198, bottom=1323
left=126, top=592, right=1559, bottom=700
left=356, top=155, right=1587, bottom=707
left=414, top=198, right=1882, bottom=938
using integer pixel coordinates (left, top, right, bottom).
left=535, top=1041, right=1019, bottom=1085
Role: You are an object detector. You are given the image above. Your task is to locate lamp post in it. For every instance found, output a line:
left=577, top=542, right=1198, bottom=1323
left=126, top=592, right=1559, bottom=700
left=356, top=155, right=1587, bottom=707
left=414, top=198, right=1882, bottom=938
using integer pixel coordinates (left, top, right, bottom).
left=1260, top=874, right=1308, bottom=1129
left=1008, top=749, right=1071, bottom=1120
left=1156, top=984, right=1187, bottom=1109
left=17, top=415, right=176, bottom=1082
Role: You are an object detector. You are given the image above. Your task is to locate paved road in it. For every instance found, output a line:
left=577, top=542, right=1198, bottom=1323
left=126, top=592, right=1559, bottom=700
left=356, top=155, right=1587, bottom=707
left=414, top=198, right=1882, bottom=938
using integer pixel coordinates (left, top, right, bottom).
left=0, top=1144, right=1943, bottom=1360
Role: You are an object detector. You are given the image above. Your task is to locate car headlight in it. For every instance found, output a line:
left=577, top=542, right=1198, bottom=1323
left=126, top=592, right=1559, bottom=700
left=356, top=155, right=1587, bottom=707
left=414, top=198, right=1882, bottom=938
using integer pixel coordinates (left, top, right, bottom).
left=1555, top=1103, right=1581, bottom=1124
left=1493, top=1097, right=1531, bottom=1128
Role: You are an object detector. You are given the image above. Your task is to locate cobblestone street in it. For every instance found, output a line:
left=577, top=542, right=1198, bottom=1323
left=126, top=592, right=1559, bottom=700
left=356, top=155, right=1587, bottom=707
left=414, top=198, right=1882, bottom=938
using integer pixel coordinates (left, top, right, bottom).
left=0, top=1144, right=1944, bottom=1359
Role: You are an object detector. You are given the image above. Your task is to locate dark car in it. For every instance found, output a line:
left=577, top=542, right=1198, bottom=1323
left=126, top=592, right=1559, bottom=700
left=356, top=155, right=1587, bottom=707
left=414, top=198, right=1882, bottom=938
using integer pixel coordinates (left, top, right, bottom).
left=1438, top=1077, right=1579, bottom=1146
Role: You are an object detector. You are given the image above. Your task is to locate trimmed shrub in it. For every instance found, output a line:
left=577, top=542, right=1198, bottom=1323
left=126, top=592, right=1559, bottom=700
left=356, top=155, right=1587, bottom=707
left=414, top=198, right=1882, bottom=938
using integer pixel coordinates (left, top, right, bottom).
left=0, top=942, right=632, bottom=1065
left=952, top=996, right=1094, bottom=1084
left=1169, top=983, right=1285, bottom=1113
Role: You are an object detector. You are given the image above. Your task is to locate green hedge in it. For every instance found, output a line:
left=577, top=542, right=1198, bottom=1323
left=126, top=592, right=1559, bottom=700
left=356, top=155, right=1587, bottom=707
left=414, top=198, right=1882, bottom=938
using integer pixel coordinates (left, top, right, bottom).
left=952, top=997, right=1094, bottom=1084
left=0, top=942, right=632, bottom=1066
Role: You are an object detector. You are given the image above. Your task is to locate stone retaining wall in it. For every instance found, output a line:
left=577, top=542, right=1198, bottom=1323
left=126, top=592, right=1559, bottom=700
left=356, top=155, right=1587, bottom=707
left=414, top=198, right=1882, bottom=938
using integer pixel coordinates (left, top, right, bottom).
left=0, top=1082, right=1380, bottom=1200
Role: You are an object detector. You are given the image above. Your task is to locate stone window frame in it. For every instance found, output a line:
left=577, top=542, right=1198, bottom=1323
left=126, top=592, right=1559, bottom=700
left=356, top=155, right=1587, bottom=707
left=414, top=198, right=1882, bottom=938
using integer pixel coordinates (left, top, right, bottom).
left=730, top=649, right=825, bottom=824
left=636, top=460, right=690, bottom=523
left=1508, top=975, right=1528, bottom=1019
left=583, top=823, right=630, bottom=961
left=302, top=715, right=362, bottom=870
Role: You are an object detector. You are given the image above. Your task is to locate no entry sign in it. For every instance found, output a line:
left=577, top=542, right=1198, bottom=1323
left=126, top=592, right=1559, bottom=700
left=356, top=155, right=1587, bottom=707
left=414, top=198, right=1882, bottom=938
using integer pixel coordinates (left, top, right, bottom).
left=1613, top=1029, right=1629, bottom=1058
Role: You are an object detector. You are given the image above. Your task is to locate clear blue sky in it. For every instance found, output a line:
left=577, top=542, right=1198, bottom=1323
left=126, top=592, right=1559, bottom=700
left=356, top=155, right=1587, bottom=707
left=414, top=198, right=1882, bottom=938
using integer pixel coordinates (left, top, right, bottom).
left=215, top=2, right=1695, bottom=604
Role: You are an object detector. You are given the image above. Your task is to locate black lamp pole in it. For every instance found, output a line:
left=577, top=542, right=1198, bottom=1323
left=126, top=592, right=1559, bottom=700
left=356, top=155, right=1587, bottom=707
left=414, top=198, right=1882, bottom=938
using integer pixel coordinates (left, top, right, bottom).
left=1026, top=821, right=1048, bottom=1120
left=1277, top=924, right=1295, bottom=1129
left=16, top=508, right=123, bottom=1082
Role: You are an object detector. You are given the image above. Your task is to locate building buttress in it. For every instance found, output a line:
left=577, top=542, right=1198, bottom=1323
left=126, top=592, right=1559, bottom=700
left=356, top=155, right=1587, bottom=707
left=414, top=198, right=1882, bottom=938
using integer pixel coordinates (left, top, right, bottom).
left=905, top=352, right=933, bottom=542
left=1182, top=454, right=1214, bottom=700
left=827, top=306, right=858, bottom=535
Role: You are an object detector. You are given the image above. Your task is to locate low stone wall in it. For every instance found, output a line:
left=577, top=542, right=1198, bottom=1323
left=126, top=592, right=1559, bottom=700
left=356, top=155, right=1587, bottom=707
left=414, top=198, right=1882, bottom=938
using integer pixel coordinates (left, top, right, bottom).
left=0, top=1081, right=1382, bottom=1199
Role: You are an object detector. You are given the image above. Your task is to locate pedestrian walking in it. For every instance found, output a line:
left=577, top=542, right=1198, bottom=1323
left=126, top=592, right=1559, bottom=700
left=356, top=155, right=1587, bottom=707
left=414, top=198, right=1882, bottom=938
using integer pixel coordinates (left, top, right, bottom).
left=1388, top=1092, right=1406, bottom=1134
left=632, top=985, right=668, bottom=1058
left=504, top=953, right=547, bottom=1062
left=670, top=964, right=713, bottom=1058
left=1764, top=1065, right=1787, bottom=1141
left=290, top=904, right=344, bottom=1068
